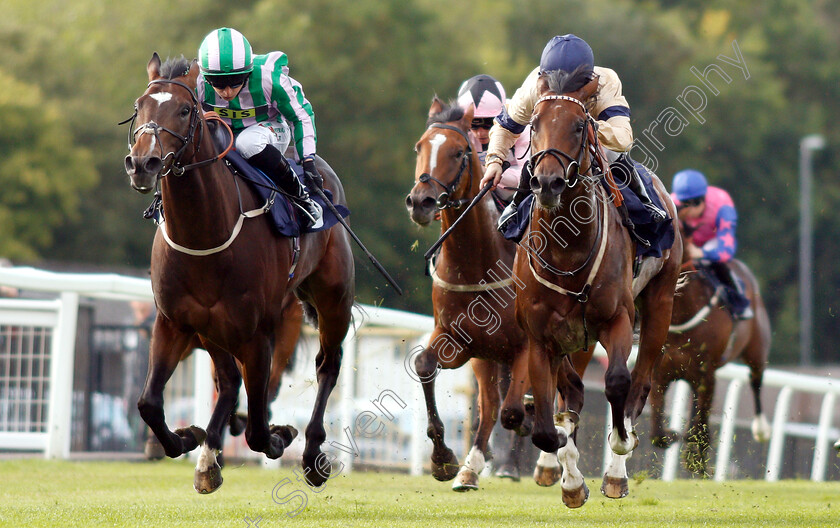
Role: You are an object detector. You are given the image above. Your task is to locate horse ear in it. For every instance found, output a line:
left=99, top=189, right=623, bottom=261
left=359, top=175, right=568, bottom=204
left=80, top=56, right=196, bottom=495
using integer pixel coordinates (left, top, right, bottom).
left=184, top=60, right=200, bottom=87
left=573, top=75, right=600, bottom=101
left=459, top=103, right=475, bottom=130
left=147, top=52, right=161, bottom=81
left=537, top=74, right=552, bottom=96
left=428, top=96, right=444, bottom=118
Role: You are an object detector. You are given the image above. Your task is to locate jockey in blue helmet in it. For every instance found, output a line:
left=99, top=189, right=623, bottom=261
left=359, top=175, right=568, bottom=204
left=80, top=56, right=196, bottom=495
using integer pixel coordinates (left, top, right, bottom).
left=671, top=169, right=753, bottom=319
left=480, top=34, right=666, bottom=233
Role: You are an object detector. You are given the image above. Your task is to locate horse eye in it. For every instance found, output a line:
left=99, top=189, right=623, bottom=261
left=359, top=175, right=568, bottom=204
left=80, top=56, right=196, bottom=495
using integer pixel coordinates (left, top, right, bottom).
left=454, top=150, right=464, bottom=158
left=180, top=105, right=191, bottom=117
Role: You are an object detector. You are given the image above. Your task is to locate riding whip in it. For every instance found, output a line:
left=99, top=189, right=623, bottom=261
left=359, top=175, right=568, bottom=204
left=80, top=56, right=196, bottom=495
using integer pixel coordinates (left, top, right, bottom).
left=423, top=181, right=494, bottom=261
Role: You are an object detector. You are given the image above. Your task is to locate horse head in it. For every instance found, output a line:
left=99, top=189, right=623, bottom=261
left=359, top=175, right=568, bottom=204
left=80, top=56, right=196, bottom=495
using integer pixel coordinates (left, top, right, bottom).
left=124, top=53, right=202, bottom=193
left=528, top=69, right=599, bottom=209
left=405, top=97, right=477, bottom=226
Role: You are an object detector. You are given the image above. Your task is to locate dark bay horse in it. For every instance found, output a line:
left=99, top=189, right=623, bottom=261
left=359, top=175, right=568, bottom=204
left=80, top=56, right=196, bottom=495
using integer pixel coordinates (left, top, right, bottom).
left=514, top=70, right=682, bottom=507
left=649, top=228, right=771, bottom=475
left=124, top=55, right=354, bottom=493
left=144, top=296, right=303, bottom=463
left=405, top=98, right=540, bottom=491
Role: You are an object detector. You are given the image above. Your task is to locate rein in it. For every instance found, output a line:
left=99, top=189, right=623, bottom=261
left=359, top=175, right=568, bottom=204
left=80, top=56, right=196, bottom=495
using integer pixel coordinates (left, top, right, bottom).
left=417, top=123, right=474, bottom=210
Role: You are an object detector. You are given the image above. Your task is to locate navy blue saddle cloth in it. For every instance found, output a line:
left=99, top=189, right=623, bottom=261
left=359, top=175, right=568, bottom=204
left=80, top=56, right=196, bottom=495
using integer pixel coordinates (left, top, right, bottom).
left=223, top=149, right=350, bottom=237
left=501, top=163, right=674, bottom=259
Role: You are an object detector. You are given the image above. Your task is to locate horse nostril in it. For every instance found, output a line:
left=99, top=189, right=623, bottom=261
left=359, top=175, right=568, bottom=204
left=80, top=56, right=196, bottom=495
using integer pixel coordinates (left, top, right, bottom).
left=143, top=157, right=163, bottom=175
left=530, top=176, right=541, bottom=193
left=405, top=194, right=413, bottom=209
left=550, top=178, right=567, bottom=194
left=421, top=197, right=436, bottom=211
left=124, top=156, right=135, bottom=174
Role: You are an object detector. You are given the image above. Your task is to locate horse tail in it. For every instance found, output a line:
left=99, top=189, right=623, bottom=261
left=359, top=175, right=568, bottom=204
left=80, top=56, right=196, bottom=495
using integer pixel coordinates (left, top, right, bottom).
left=302, top=300, right=319, bottom=329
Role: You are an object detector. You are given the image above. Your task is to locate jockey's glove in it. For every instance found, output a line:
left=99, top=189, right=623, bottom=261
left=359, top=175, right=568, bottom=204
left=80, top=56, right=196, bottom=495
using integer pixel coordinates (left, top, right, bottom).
left=302, top=158, right=323, bottom=190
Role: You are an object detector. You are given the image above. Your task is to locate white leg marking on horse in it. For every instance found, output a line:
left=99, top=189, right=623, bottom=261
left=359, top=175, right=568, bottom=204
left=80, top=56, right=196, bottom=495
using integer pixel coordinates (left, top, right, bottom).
left=428, top=133, right=447, bottom=174
left=752, top=413, right=771, bottom=442
left=556, top=423, right=584, bottom=491
left=604, top=451, right=630, bottom=480
left=150, top=92, right=173, bottom=105
left=196, top=442, right=216, bottom=473
left=537, top=450, right=560, bottom=469
left=462, top=445, right=486, bottom=474
left=608, top=417, right=637, bottom=455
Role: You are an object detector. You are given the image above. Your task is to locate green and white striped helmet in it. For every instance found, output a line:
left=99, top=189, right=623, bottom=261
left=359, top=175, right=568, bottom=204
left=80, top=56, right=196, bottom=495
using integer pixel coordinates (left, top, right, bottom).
left=198, top=28, right=254, bottom=76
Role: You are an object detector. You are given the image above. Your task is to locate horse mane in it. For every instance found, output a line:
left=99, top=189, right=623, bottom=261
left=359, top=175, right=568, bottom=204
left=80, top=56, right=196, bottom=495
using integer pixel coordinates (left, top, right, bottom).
left=159, top=56, right=191, bottom=80
left=427, top=100, right=466, bottom=126
left=543, top=65, right=595, bottom=96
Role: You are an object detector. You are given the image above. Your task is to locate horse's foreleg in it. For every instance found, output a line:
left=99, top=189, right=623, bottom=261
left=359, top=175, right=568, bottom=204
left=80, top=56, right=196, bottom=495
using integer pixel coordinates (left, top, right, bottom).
left=137, top=316, right=204, bottom=459
left=528, top=339, right=563, bottom=453
left=193, top=345, right=241, bottom=494
left=600, top=309, right=635, bottom=453
left=743, top=330, right=771, bottom=442
left=453, top=359, right=500, bottom=492
left=240, top=338, right=297, bottom=460
left=555, top=358, right=588, bottom=507
left=500, top=346, right=531, bottom=435
left=416, top=344, right=461, bottom=482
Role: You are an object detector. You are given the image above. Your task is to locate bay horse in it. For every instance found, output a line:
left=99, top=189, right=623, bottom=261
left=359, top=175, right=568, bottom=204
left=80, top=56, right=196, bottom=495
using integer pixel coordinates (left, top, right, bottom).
left=649, top=225, right=771, bottom=475
left=515, top=70, right=682, bottom=507
left=405, top=98, right=588, bottom=490
left=124, top=55, right=354, bottom=493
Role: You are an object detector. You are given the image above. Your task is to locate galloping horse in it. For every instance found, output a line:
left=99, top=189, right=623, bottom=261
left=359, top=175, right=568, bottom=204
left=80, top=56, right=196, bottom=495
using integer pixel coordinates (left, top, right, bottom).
left=649, top=225, right=771, bottom=475
left=124, top=55, right=354, bottom=493
left=514, top=70, right=682, bottom=507
left=406, top=98, right=543, bottom=491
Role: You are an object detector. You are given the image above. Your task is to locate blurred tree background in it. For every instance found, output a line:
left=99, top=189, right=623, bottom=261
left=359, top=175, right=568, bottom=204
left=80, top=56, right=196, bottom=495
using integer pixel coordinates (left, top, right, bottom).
left=1, top=0, right=837, bottom=364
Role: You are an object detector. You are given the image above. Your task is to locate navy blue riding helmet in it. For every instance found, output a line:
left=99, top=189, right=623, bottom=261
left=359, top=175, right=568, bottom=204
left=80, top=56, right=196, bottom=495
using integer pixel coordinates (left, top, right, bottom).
left=539, top=34, right=594, bottom=74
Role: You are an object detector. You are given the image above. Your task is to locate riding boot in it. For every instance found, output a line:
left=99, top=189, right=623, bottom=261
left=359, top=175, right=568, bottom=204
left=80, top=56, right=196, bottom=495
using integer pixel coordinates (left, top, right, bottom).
left=612, top=154, right=667, bottom=222
left=711, top=261, right=753, bottom=319
left=248, top=146, right=323, bottom=228
left=497, top=163, right=531, bottom=232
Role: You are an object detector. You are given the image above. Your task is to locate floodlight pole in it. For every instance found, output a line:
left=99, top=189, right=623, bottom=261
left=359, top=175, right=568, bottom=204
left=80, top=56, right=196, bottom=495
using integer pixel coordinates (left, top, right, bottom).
left=799, top=134, right=825, bottom=366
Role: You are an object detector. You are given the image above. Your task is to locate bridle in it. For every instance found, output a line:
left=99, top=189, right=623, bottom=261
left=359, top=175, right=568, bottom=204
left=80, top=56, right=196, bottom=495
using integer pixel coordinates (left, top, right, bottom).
left=416, top=123, right=474, bottom=210
left=120, top=79, right=223, bottom=178
left=527, top=95, right=597, bottom=188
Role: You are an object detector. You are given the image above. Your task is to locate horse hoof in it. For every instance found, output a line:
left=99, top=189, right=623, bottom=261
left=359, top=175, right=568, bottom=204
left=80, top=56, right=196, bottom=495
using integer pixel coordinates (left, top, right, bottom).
left=600, top=475, right=629, bottom=499
left=562, top=481, right=589, bottom=508
left=533, top=464, right=562, bottom=487
left=229, top=412, right=248, bottom=437
left=144, top=437, right=166, bottom=460
left=431, top=449, right=460, bottom=481
left=452, top=467, right=479, bottom=492
left=175, top=426, right=206, bottom=452
left=194, top=461, right=223, bottom=494
left=270, top=424, right=299, bottom=446
left=303, top=453, right=330, bottom=488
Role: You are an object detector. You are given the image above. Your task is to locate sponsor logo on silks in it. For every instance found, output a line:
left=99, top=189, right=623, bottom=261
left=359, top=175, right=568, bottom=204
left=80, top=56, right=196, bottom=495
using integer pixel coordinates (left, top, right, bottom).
left=213, top=107, right=257, bottom=120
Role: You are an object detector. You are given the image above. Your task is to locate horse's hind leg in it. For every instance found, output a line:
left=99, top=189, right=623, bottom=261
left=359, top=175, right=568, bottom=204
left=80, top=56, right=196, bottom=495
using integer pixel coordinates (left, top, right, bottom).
left=193, top=346, right=241, bottom=493
left=137, top=316, right=205, bottom=459
left=453, top=358, right=500, bottom=492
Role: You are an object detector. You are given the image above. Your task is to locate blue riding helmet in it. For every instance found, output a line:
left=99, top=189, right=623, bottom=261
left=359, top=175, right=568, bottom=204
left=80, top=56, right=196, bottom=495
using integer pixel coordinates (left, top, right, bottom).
left=672, top=169, right=708, bottom=201
left=540, top=34, right=594, bottom=74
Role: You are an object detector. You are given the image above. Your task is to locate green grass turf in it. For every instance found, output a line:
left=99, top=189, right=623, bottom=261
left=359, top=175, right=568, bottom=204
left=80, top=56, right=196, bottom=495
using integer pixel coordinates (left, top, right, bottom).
left=0, top=458, right=838, bottom=527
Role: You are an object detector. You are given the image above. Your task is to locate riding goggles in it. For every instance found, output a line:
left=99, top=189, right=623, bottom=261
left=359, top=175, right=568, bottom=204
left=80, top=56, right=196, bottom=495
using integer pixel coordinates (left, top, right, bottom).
left=470, top=117, right=494, bottom=130
left=205, top=73, right=250, bottom=89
